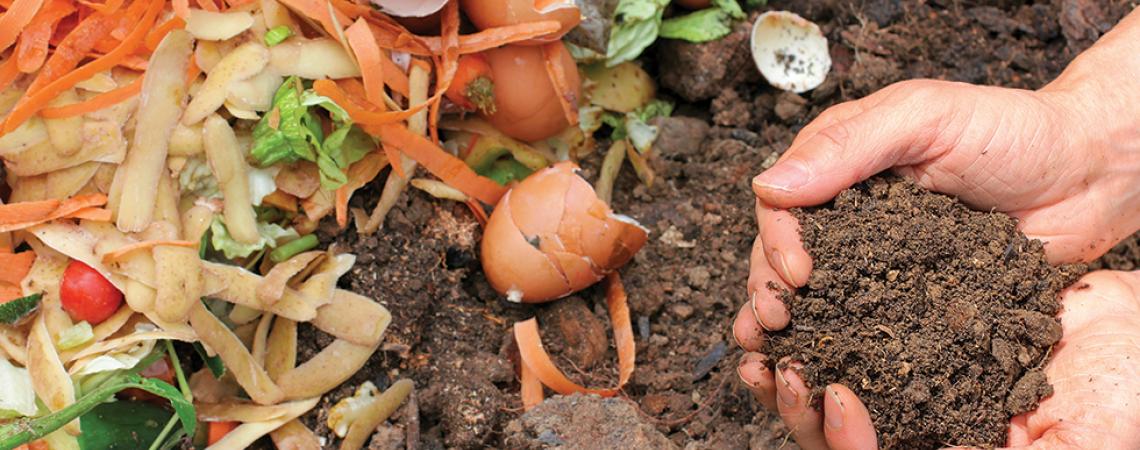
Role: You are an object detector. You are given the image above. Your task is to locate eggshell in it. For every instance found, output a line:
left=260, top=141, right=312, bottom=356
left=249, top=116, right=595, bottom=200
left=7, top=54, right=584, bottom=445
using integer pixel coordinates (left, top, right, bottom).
left=460, top=0, right=580, bottom=44
left=481, top=43, right=580, bottom=142
left=481, top=162, right=648, bottom=303
left=750, top=11, right=831, bottom=93
left=370, top=0, right=448, bottom=17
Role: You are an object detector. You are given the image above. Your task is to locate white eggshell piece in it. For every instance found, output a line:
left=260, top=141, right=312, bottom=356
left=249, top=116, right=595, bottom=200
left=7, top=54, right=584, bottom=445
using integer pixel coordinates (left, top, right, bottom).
left=370, top=0, right=448, bottom=17
left=750, top=11, right=831, bottom=93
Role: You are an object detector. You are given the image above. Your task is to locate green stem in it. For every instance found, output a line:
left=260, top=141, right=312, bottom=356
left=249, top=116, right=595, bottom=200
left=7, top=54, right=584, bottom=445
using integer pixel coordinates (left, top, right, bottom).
left=147, top=416, right=180, bottom=450
left=0, top=377, right=148, bottom=447
left=269, top=234, right=318, bottom=263
left=164, top=341, right=192, bottom=402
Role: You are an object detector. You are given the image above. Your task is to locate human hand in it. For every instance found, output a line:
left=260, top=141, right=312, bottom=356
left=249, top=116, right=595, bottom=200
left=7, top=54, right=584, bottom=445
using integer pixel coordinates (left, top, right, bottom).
left=737, top=270, right=1140, bottom=450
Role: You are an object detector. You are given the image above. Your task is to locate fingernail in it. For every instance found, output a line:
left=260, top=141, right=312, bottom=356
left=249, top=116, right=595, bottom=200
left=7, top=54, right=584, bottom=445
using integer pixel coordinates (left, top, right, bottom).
left=753, top=160, right=811, bottom=193
left=776, top=368, right=798, bottom=408
left=825, top=386, right=844, bottom=430
left=737, top=354, right=768, bottom=386
left=772, top=250, right=795, bottom=286
left=749, top=292, right=772, bottom=332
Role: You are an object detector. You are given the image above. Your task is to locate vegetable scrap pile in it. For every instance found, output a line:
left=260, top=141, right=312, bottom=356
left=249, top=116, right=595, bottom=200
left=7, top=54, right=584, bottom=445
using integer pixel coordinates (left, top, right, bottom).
left=0, top=0, right=759, bottom=447
left=766, top=176, right=1084, bottom=448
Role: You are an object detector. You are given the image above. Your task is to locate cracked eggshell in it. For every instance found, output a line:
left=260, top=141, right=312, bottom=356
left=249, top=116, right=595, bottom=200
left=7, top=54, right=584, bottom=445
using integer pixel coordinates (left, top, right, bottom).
left=481, top=162, right=649, bottom=303
left=750, top=11, right=831, bottom=93
left=370, top=0, right=448, bottom=17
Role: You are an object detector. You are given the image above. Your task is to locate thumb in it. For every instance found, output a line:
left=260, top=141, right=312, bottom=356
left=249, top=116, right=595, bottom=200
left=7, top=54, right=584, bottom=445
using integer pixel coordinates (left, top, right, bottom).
left=753, top=81, right=966, bottom=209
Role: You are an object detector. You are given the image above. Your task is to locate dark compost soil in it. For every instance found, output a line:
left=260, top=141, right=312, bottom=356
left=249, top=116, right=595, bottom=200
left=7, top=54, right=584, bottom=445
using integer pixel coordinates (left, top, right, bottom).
left=764, top=176, right=1084, bottom=449
left=299, top=1, right=1140, bottom=449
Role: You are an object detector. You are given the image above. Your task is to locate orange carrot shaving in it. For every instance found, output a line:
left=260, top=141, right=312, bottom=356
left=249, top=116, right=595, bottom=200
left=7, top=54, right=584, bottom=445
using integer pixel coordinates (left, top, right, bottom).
left=0, top=0, right=46, bottom=54
left=312, top=79, right=424, bottom=126
left=145, top=16, right=185, bottom=51
left=66, top=207, right=112, bottom=221
left=15, top=0, right=76, bottom=73
left=276, top=0, right=349, bottom=43
left=409, top=21, right=563, bottom=56
left=0, top=193, right=110, bottom=233
left=25, top=14, right=117, bottom=96
left=3, top=0, right=161, bottom=133
left=514, top=273, right=635, bottom=397
left=39, top=73, right=141, bottom=118
left=208, top=421, right=239, bottom=445
left=541, top=41, right=578, bottom=126
left=173, top=0, right=190, bottom=18
left=382, top=144, right=405, bottom=179
left=334, top=185, right=349, bottom=229
left=76, top=0, right=123, bottom=15
left=0, top=283, right=24, bottom=302
left=344, top=18, right=386, bottom=109
left=101, top=239, right=196, bottom=263
left=0, top=251, right=36, bottom=285
left=464, top=199, right=488, bottom=227
left=379, top=54, right=409, bottom=95
left=0, top=57, right=20, bottom=92
left=378, top=123, right=506, bottom=205
left=520, top=360, right=544, bottom=410
left=195, top=0, right=220, bottom=12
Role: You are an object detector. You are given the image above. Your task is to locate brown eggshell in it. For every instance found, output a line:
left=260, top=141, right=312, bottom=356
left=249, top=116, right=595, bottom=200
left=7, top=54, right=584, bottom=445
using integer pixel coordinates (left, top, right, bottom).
left=481, top=43, right=580, bottom=142
left=481, top=162, right=649, bottom=303
left=460, top=0, right=580, bottom=44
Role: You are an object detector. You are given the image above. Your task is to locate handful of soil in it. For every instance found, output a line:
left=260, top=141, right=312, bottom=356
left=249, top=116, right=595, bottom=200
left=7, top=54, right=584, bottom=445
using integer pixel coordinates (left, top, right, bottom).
left=766, top=176, right=1084, bottom=449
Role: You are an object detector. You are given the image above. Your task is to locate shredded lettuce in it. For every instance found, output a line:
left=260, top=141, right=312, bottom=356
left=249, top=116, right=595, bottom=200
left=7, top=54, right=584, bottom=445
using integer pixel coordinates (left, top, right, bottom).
left=264, top=25, right=293, bottom=46
left=606, top=0, right=670, bottom=67
left=660, top=0, right=745, bottom=43
left=0, top=358, right=37, bottom=418
left=57, top=321, right=94, bottom=351
left=248, top=166, right=279, bottom=206
left=250, top=77, right=376, bottom=190
left=209, top=217, right=299, bottom=260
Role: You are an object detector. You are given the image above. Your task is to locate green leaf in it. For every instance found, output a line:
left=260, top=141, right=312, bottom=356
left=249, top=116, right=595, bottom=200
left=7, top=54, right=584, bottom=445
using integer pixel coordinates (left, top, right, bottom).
left=605, top=0, right=670, bottom=66
left=635, top=99, right=674, bottom=122
left=745, top=0, right=766, bottom=8
left=193, top=342, right=226, bottom=379
left=660, top=8, right=734, bottom=42
left=251, top=77, right=321, bottom=167
left=317, top=125, right=374, bottom=190
left=264, top=25, right=294, bottom=46
left=713, top=0, right=745, bottom=19
left=483, top=159, right=533, bottom=186
left=209, top=217, right=299, bottom=260
left=0, top=374, right=196, bottom=449
left=0, top=293, right=41, bottom=324
left=79, top=401, right=173, bottom=450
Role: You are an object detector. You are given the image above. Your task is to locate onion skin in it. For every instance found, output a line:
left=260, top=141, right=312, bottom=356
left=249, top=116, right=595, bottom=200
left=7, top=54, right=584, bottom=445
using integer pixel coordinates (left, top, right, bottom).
left=481, top=43, right=579, bottom=142
left=460, top=0, right=580, bottom=44
left=481, top=162, right=648, bottom=303
left=674, top=0, right=712, bottom=9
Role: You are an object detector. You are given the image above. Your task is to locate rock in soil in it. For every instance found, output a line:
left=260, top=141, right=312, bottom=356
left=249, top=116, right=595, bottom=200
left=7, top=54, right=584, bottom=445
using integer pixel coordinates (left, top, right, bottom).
left=537, top=297, right=609, bottom=369
left=656, top=20, right=759, bottom=102
left=765, top=176, right=1085, bottom=449
left=504, top=394, right=678, bottom=450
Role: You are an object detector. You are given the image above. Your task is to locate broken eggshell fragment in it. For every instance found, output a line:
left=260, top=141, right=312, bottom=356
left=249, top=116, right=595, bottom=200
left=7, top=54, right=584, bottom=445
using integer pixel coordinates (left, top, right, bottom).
left=369, top=0, right=449, bottom=17
left=750, top=11, right=831, bottom=93
left=481, top=162, right=648, bottom=303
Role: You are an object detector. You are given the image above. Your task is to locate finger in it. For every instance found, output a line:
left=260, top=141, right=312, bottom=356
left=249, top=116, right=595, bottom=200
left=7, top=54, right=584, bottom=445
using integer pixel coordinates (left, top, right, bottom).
left=1006, top=413, right=1032, bottom=447
left=738, top=352, right=778, bottom=411
left=788, top=99, right=870, bottom=150
left=776, top=364, right=829, bottom=450
left=758, top=200, right=812, bottom=287
left=823, top=384, right=878, bottom=450
left=748, top=236, right=792, bottom=331
left=752, top=81, right=962, bottom=209
left=733, top=300, right=765, bottom=351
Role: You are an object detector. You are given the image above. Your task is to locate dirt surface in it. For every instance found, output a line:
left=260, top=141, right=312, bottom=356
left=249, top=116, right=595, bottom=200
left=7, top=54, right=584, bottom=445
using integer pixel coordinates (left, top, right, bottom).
left=312, top=1, right=1138, bottom=449
left=503, top=394, right=677, bottom=449
left=765, top=176, right=1084, bottom=449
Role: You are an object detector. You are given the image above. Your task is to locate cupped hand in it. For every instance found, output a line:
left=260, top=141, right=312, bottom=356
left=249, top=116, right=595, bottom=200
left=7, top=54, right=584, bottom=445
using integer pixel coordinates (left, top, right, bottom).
left=738, top=270, right=1140, bottom=450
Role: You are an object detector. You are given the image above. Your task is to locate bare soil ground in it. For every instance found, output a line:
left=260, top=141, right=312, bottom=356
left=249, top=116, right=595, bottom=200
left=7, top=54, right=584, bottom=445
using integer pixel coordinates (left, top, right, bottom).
left=305, top=1, right=1139, bottom=448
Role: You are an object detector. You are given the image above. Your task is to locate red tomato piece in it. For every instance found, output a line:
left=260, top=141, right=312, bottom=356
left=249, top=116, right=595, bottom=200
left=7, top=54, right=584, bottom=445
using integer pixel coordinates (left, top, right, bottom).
left=60, top=260, right=123, bottom=324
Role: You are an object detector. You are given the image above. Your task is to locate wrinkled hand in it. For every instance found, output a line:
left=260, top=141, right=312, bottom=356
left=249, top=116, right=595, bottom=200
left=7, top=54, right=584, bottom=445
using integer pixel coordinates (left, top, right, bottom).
left=738, top=270, right=1140, bottom=450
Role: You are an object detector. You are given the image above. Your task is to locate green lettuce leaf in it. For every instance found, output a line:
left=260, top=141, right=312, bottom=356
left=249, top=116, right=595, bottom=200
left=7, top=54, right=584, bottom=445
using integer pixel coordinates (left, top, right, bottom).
left=0, top=358, right=37, bottom=418
left=209, top=217, right=299, bottom=260
left=605, top=0, right=669, bottom=67
left=251, top=77, right=321, bottom=167
left=660, top=0, right=744, bottom=43
left=318, top=125, right=373, bottom=189
left=714, top=0, right=745, bottom=19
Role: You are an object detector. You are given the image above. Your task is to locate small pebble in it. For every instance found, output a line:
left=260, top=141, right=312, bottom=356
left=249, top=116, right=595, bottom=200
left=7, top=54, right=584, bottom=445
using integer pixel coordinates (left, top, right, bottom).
left=691, top=341, right=727, bottom=381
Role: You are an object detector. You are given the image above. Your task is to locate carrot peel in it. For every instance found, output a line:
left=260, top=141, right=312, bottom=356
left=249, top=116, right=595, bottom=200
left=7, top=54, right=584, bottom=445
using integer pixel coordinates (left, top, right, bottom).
left=0, top=193, right=111, bottom=233
left=542, top=41, right=578, bottom=126
left=514, top=273, right=636, bottom=397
